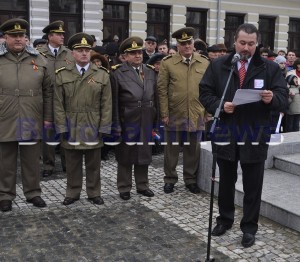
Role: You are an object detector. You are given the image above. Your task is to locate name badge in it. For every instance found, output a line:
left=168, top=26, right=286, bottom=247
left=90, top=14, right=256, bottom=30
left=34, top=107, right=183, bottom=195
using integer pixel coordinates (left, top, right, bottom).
left=254, top=79, right=264, bottom=89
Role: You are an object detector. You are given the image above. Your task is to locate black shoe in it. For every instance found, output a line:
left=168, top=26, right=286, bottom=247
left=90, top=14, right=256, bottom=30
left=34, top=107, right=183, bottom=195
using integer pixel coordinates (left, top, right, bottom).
left=88, top=196, right=104, bottom=205
left=211, top=224, right=232, bottom=236
left=185, top=183, right=201, bottom=194
left=164, top=183, right=174, bottom=194
left=43, top=170, right=53, bottom=177
left=241, top=233, right=255, bottom=248
left=137, top=189, right=154, bottom=197
left=120, top=192, right=131, bottom=200
left=27, top=196, right=47, bottom=208
left=62, top=197, right=79, bottom=206
left=0, top=200, right=12, bottom=212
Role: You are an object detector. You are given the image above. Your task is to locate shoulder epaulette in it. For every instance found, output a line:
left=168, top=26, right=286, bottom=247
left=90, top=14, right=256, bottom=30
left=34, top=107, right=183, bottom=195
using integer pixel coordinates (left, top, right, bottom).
left=55, top=67, right=66, bottom=74
left=146, top=64, right=155, bottom=70
left=162, top=55, right=172, bottom=61
left=111, top=64, right=122, bottom=71
left=39, top=51, right=47, bottom=58
left=99, top=66, right=109, bottom=74
left=200, top=54, right=210, bottom=61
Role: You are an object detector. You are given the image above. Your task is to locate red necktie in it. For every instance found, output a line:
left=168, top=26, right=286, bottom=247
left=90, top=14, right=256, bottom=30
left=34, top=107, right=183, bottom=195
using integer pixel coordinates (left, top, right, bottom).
left=239, top=60, right=246, bottom=88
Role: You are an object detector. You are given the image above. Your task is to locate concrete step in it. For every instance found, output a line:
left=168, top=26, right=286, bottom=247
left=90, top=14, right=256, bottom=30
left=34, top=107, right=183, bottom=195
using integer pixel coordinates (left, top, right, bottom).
left=274, top=153, right=300, bottom=177
left=234, top=169, right=300, bottom=232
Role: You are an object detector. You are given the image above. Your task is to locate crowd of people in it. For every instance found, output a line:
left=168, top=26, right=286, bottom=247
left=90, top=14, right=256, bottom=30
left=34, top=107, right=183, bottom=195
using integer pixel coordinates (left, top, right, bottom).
left=0, top=18, right=293, bottom=249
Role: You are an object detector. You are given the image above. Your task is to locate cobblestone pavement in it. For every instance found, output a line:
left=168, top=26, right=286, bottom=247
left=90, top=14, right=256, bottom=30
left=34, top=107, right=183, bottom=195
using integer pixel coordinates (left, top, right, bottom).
left=1, top=152, right=300, bottom=261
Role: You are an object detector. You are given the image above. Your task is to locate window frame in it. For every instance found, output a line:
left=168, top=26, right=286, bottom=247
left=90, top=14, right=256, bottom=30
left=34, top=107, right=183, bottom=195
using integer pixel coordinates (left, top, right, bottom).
left=49, top=0, right=83, bottom=45
left=258, top=15, right=276, bottom=50
left=224, top=13, right=245, bottom=50
left=146, top=4, right=170, bottom=44
left=186, top=7, right=207, bottom=42
left=102, top=1, right=129, bottom=44
left=288, top=18, right=300, bottom=54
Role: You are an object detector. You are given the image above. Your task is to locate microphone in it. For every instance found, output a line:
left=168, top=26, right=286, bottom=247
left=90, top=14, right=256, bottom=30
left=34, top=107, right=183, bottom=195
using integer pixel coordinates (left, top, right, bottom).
left=231, top=53, right=241, bottom=64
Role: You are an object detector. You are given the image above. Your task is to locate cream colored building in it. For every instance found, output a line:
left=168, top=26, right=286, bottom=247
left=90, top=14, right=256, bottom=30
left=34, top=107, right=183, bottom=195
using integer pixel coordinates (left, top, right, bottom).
left=2, top=0, right=299, bottom=52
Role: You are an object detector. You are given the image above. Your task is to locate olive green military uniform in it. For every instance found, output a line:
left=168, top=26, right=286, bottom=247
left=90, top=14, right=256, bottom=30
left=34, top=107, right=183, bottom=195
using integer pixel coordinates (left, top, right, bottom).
left=39, top=21, right=75, bottom=174
left=0, top=19, right=53, bottom=201
left=54, top=33, right=112, bottom=199
left=157, top=27, right=210, bottom=186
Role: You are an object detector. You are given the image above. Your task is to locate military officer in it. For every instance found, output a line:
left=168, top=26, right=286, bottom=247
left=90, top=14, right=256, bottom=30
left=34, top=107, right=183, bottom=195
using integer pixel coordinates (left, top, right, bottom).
left=111, top=36, right=158, bottom=200
left=0, top=18, right=53, bottom=212
left=54, top=33, right=112, bottom=205
left=157, top=27, right=210, bottom=194
left=39, top=20, right=74, bottom=177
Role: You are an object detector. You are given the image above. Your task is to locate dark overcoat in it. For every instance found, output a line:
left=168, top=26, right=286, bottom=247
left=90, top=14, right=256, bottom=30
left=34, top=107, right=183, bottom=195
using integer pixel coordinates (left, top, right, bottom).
left=199, top=48, right=288, bottom=163
left=110, top=62, right=157, bottom=165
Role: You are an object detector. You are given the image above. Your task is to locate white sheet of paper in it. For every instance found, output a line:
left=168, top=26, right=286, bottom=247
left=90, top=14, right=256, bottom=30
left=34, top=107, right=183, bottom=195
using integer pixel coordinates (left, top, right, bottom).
left=232, top=89, right=262, bottom=106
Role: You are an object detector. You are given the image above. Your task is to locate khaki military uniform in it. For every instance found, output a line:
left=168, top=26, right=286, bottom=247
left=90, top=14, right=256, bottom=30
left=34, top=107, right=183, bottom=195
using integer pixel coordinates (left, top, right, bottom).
left=157, top=52, right=209, bottom=185
left=38, top=44, right=74, bottom=173
left=54, top=62, right=112, bottom=198
left=0, top=43, right=53, bottom=201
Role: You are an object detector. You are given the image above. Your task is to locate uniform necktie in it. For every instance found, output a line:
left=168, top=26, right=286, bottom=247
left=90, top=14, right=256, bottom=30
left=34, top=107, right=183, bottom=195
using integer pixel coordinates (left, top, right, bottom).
left=239, top=60, right=247, bottom=88
left=54, top=48, right=57, bottom=57
left=80, top=68, right=85, bottom=76
left=135, top=68, right=139, bottom=75
left=186, top=58, right=190, bottom=65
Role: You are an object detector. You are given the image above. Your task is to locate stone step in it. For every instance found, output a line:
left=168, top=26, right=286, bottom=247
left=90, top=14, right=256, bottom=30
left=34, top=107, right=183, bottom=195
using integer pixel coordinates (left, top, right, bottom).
left=234, top=169, right=300, bottom=232
left=274, top=153, right=300, bottom=177
left=205, top=168, right=300, bottom=233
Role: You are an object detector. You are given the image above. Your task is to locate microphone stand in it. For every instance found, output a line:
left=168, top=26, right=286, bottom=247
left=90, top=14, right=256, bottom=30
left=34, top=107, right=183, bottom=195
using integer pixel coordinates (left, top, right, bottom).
left=204, top=64, right=236, bottom=262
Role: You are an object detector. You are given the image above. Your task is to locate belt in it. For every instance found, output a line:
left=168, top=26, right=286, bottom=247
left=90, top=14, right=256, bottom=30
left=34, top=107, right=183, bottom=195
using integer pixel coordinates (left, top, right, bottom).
left=65, top=106, right=99, bottom=113
left=122, top=100, right=154, bottom=108
left=0, top=88, right=41, bottom=97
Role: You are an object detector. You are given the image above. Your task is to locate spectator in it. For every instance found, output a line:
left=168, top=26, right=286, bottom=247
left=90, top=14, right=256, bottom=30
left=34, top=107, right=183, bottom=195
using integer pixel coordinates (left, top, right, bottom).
left=207, top=45, right=221, bottom=61
left=286, top=50, right=297, bottom=71
left=143, top=36, right=157, bottom=63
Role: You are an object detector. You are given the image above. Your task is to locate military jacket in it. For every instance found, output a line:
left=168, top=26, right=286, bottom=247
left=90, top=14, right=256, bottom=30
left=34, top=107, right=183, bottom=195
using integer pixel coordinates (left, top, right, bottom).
left=38, top=44, right=74, bottom=84
left=157, top=52, right=209, bottom=131
left=0, top=43, right=53, bottom=142
left=54, top=63, right=112, bottom=150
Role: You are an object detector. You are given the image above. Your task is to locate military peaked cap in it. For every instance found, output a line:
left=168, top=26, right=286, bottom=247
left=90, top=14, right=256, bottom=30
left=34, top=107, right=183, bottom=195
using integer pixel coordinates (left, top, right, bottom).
left=119, top=36, right=143, bottom=53
left=172, top=27, right=195, bottom=43
left=42, top=20, right=65, bottom=34
left=67, top=32, right=94, bottom=50
left=0, top=18, right=28, bottom=35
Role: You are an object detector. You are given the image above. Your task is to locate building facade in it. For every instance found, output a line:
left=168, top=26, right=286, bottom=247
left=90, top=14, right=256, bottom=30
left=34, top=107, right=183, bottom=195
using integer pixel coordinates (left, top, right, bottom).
left=1, top=0, right=300, bottom=53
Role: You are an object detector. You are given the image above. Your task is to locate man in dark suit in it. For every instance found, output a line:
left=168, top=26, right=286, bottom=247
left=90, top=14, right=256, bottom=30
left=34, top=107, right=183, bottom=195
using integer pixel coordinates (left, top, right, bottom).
left=200, top=23, right=288, bottom=248
left=110, top=36, right=158, bottom=200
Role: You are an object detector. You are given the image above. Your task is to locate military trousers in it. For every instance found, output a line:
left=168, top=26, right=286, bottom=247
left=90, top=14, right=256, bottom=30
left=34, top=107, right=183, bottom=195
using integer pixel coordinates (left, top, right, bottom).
left=0, top=141, right=42, bottom=201
left=64, top=148, right=101, bottom=199
left=117, top=163, right=149, bottom=193
left=163, top=130, right=201, bottom=185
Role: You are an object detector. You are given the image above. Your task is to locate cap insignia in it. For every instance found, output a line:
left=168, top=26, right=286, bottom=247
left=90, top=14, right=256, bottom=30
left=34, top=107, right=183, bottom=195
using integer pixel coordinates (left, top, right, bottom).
left=182, top=32, right=188, bottom=39
left=59, top=25, right=63, bottom=31
left=132, top=41, right=137, bottom=48
left=81, top=37, right=87, bottom=45
left=14, top=23, right=21, bottom=30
